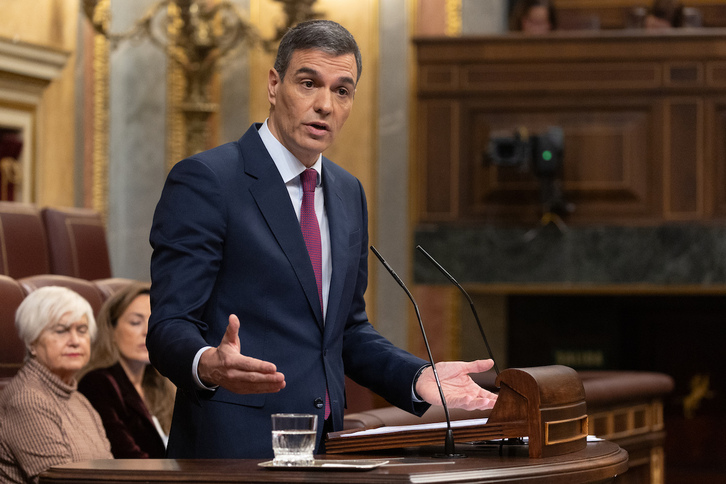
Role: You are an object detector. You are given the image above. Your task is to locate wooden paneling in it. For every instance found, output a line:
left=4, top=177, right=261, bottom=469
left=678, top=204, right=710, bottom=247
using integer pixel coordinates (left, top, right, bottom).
left=468, top=102, right=655, bottom=222
left=708, top=62, right=726, bottom=86
left=414, top=30, right=726, bottom=225
left=419, top=101, right=460, bottom=220
left=664, top=99, right=702, bottom=219
left=462, top=63, right=661, bottom=92
left=708, top=98, right=726, bottom=218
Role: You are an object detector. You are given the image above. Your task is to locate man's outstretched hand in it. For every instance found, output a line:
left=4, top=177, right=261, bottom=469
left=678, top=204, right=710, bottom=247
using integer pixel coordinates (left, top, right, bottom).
left=415, top=359, right=497, bottom=411
left=198, top=314, right=286, bottom=394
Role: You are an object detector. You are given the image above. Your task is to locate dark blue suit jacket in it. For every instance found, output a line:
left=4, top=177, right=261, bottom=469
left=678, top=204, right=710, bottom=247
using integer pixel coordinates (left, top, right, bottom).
left=148, top=124, right=429, bottom=458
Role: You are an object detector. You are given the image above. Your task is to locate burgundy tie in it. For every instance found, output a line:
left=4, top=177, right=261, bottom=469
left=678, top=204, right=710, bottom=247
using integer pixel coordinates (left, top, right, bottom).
left=299, top=168, right=330, bottom=419
left=300, top=169, right=323, bottom=311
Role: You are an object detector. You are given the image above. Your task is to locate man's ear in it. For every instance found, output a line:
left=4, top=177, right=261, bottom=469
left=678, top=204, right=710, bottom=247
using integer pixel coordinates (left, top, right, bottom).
left=268, top=68, right=281, bottom=106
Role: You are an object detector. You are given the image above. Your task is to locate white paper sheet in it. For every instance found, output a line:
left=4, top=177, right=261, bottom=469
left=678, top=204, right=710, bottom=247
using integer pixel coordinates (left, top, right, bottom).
left=340, top=418, right=490, bottom=438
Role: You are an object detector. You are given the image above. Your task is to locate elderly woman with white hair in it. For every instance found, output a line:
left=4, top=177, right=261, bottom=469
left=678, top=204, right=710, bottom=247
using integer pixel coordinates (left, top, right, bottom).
left=0, top=286, right=112, bottom=483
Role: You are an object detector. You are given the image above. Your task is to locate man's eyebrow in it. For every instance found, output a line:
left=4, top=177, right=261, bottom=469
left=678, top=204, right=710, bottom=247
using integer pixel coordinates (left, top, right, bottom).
left=337, top=76, right=356, bottom=87
left=295, top=67, right=320, bottom=78
left=295, top=67, right=355, bottom=87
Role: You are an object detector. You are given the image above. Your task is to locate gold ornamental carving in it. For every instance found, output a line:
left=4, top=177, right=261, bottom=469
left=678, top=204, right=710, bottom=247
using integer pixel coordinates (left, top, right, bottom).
left=90, top=0, right=110, bottom=220
left=83, top=0, right=321, bottom=161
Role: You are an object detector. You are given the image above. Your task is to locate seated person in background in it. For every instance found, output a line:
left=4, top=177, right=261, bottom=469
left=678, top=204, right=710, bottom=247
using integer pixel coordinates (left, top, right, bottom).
left=79, top=282, right=175, bottom=458
left=645, top=0, right=684, bottom=28
left=509, top=0, right=557, bottom=34
left=0, top=287, right=112, bottom=483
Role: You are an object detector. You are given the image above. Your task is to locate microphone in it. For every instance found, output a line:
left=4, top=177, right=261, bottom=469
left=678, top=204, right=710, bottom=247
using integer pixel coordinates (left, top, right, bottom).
left=370, top=245, right=464, bottom=458
left=416, top=245, right=500, bottom=375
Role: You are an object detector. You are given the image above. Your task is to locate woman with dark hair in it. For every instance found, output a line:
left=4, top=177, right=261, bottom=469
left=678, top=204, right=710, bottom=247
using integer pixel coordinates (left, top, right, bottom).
left=509, top=0, right=557, bottom=33
left=78, top=282, right=175, bottom=458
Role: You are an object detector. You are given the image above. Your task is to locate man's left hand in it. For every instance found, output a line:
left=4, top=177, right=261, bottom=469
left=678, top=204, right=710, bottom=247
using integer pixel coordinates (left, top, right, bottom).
left=415, top=359, right=498, bottom=411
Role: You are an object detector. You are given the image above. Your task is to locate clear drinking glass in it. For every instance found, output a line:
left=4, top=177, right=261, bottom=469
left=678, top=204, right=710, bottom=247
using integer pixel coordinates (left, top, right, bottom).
left=271, top=413, right=317, bottom=466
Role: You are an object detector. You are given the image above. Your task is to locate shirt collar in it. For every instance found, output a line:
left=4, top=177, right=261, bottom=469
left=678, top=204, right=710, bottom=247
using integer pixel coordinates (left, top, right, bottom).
left=259, top=120, right=322, bottom=185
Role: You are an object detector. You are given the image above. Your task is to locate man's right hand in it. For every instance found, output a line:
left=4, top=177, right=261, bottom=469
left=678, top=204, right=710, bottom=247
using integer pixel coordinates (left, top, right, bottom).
left=198, top=314, right=286, bottom=394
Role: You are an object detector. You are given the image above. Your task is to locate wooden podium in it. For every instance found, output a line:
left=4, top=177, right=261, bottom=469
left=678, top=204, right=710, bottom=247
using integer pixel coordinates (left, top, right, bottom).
left=39, top=442, right=627, bottom=483
left=327, top=365, right=589, bottom=458
left=40, top=366, right=628, bottom=483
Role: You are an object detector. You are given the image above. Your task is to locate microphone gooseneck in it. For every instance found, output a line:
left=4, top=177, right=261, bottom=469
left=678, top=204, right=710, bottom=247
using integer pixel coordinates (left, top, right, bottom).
left=416, top=245, right=500, bottom=375
left=370, top=245, right=463, bottom=458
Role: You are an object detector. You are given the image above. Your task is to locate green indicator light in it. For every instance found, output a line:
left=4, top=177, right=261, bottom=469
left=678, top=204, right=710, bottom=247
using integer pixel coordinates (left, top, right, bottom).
left=542, top=150, right=553, bottom=161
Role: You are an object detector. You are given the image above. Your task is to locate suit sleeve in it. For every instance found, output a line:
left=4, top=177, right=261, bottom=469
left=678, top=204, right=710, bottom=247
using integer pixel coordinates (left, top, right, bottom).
left=147, top=158, right=227, bottom=391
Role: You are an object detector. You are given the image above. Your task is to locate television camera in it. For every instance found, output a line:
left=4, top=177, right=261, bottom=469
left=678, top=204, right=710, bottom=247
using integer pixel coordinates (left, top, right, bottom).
left=486, top=126, right=573, bottom=224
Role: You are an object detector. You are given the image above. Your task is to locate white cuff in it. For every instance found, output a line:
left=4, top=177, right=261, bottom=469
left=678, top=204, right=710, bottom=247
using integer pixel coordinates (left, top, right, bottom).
left=192, top=346, right=219, bottom=391
left=411, top=364, right=431, bottom=402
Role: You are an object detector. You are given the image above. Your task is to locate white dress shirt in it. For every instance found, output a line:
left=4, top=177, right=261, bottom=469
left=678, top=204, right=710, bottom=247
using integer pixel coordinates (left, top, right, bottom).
left=258, top=120, right=332, bottom=319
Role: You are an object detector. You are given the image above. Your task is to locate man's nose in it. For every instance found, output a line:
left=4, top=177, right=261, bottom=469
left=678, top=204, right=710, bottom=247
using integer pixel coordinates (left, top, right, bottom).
left=314, top=88, right=333, bottom=113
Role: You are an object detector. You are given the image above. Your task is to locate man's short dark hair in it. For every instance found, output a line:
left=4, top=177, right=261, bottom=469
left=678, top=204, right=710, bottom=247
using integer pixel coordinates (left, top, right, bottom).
left=274, top=20, right=362, bottom=84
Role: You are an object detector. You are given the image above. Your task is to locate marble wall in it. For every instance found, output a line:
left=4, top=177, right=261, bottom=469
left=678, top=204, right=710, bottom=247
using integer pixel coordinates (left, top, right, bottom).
left=414, top=224, right=726, bottom=285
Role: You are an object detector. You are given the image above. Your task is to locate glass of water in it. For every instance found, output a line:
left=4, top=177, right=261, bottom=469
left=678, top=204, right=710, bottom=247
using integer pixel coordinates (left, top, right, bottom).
left=271, top=413, right=317, bottom=466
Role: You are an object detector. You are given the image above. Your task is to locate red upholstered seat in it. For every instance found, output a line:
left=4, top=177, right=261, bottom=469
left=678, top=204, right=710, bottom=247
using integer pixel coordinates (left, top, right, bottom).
left=18, top=274, right=105, bottom=318
left=0, top=202, right=51, bottom=278
left=41, top=207, right=112, bottom=280
left=93, top=277, right=139, bottom=300
left=578, top=370, right=674, bottom=409
left=0, top=275, right=27, bottom=389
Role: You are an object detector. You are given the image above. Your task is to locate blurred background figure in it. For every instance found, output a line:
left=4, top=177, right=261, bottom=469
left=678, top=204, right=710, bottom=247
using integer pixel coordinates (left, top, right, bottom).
left=509, top=0, right=557, bottom=34
left=645, top=0, right=685, bottom=28
left=0, top=287, right=112, bottom=483
left=79, top=282, right=175, bottom=458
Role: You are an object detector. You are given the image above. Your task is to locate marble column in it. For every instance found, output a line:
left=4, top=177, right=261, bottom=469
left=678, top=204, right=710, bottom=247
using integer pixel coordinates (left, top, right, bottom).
left=219, top=0, right=251, bottom=146
left=106, top=0, right=168, bottom=281
left=98, top=0, right=250, bottom=281
left=374, top=0, right=410, bottom=348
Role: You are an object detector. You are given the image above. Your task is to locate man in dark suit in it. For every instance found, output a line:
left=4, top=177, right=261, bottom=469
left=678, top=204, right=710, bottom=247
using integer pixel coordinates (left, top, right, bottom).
left=147, top=19, right=497, bottom=459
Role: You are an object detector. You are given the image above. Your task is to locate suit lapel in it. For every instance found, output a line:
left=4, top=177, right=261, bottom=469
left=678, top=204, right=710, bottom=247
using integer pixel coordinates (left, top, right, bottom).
left=241, top=127, right=324, bottom=328
left=322, top=162, right=348, bottom=335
